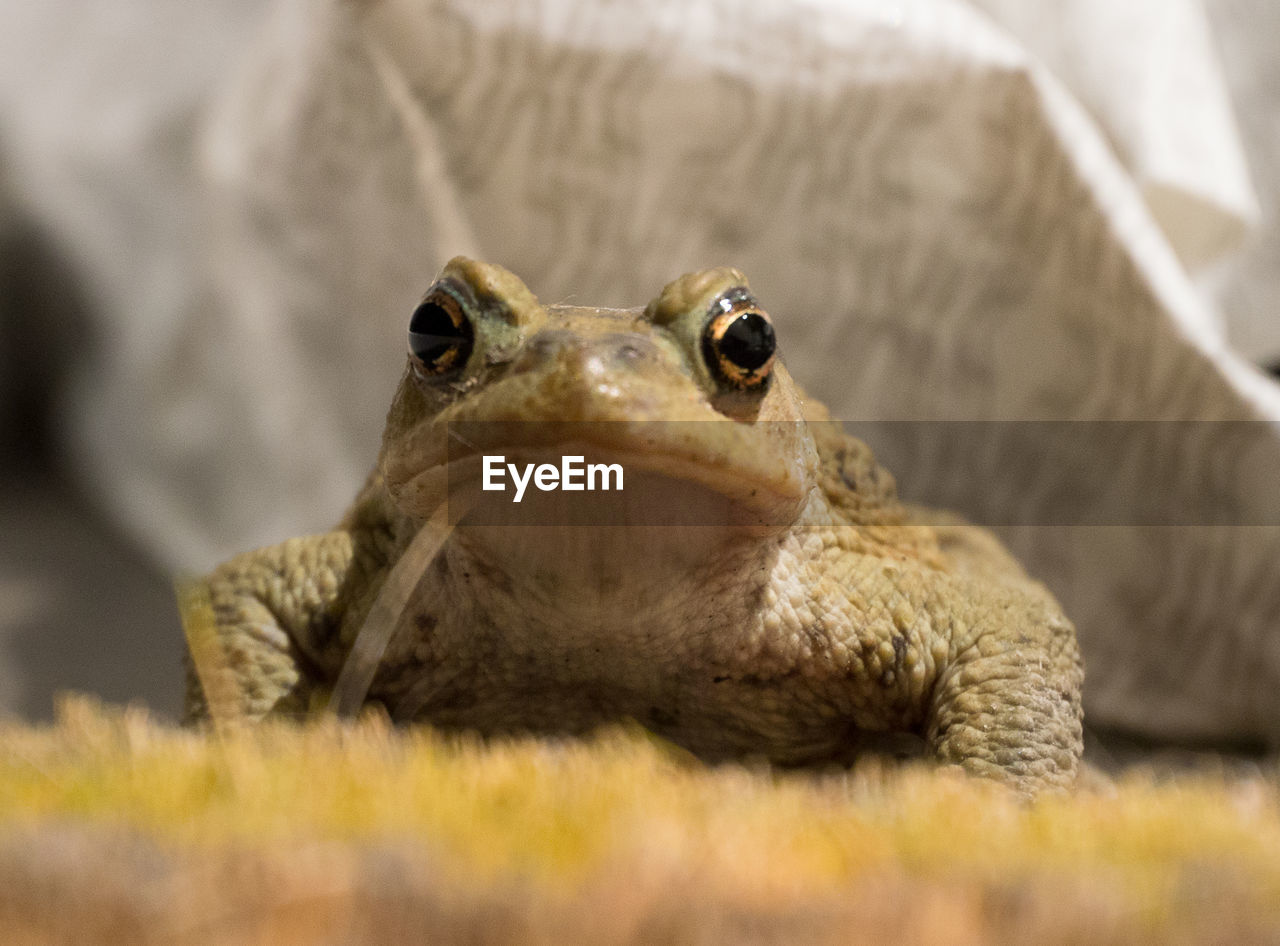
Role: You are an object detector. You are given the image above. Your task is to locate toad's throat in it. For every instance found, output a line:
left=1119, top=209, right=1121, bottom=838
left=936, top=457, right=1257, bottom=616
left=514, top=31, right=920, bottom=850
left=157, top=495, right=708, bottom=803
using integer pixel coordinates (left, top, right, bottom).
left=438, top=501, right=782, bottom=633
left=450, top=519, right=750, bottom=618
left=410, top=451, right=798, bottom=616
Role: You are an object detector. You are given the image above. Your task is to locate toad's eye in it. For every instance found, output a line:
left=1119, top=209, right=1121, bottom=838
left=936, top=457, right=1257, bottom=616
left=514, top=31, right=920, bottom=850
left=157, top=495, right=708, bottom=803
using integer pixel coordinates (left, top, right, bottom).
left=702, top=289, right=776, bottom=390
left=409, top=282, right=475, bottom=376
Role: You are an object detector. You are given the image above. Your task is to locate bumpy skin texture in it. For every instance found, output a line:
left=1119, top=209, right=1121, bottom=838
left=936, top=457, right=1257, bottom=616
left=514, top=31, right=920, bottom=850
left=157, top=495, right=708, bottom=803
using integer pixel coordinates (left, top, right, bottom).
left=186, top=258, right=1083, bottom=795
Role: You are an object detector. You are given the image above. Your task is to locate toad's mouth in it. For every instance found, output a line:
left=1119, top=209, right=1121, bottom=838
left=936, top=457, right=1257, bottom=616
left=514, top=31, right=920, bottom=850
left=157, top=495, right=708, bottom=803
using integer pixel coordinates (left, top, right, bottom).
left=381, top=420, right=814, bottom=528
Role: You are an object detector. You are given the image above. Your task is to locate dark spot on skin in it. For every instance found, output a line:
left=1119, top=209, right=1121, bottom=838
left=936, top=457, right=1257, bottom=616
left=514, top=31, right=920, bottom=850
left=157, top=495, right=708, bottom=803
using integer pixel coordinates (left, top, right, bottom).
left=837, top=449, right=895, bottom=499
left=713, top=675, right=731, bottom=684
left=891, top=634, right=908, bottom=668
left=802, top=618, right=828, bottom=649
left=647, top=706, right=678, bottom=728
left=413, top=614, right=436, bottom=633
left=839, top=451, right=880, bottom=492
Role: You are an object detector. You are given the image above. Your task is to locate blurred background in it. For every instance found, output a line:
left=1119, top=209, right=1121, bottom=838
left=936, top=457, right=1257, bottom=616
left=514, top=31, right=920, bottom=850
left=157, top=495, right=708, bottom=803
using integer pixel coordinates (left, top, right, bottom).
left=0, top=0, right=1277, bottom=740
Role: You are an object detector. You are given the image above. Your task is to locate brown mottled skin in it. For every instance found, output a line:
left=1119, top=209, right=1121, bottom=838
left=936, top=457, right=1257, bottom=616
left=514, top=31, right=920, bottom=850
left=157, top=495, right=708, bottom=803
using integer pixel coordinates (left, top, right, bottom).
left=187, top=258, right=1083, bottom=794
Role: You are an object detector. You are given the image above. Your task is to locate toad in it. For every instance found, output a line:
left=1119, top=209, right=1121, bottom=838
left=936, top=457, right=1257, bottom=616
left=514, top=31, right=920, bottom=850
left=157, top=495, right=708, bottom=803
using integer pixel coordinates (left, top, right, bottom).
left=184, top=258, right=1083, bottom=794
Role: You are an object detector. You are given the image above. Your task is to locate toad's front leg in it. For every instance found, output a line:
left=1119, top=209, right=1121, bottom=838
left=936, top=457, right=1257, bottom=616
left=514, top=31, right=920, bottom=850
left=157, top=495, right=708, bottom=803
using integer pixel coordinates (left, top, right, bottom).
left=181, top=533, right=369, bottom=723
left=926, top=607, right=1084, bottom=795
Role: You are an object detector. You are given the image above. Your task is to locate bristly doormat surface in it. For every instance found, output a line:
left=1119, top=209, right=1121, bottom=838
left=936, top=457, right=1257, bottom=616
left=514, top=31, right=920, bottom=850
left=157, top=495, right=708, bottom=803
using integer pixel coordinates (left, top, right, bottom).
left=2, top=698, right=1278, bottom=944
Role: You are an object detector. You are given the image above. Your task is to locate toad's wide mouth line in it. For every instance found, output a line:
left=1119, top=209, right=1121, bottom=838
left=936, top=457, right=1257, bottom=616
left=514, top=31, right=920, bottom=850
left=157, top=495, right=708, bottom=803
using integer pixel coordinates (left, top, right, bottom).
left=392, top=438, right=809, bottom=527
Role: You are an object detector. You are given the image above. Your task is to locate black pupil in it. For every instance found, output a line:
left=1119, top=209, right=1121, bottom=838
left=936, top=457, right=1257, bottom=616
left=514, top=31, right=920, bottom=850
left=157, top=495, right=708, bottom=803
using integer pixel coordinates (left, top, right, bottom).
left=719, top=312, right=775, bottom=370
left=409, top=300, right=472, bottom=365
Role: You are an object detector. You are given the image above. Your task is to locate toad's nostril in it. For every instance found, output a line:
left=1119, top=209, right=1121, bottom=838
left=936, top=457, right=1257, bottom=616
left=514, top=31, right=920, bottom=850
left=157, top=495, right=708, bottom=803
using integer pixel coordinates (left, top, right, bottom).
left=527, top=331, right=575, bottom=357
left=616, top=341, right=647, bottom=363
left=603, top=334, right=661, bottom=368
left=508, top=330, right=576, bottom=374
